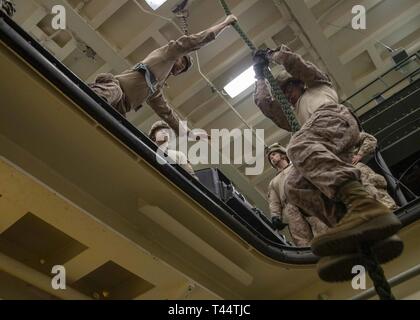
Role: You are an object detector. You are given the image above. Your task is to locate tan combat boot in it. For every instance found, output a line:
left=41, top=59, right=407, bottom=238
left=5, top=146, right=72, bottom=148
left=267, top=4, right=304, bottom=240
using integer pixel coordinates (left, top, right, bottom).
left=311, top=180, right=401, bottom=256
left=317, top=235, right=403, bottom=282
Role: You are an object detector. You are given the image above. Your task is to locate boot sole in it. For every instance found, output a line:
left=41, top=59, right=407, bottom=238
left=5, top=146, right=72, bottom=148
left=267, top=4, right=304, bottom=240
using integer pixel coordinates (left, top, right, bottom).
left=318, top=235, right=404, bottom=282
left=312, top=213, right=401, bottom=256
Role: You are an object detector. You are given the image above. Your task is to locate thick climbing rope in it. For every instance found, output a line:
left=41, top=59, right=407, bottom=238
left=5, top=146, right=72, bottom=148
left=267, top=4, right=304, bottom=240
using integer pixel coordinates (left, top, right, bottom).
left=218, top=0, right=301, bottom=133
left=173, top=9, right=190, bottom=36
left=360, top=243, right=396, bottom=300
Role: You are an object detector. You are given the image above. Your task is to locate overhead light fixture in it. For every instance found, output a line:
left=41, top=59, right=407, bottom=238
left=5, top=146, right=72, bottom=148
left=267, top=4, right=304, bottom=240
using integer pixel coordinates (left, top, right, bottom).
left=145, top=0, right=168, bottom=10
left=224, top=66, right=256, bottom=98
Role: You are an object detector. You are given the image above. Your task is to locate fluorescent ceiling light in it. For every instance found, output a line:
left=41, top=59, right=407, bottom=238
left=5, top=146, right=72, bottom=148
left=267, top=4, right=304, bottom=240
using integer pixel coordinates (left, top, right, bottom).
left=224, top=66, right=256, bottom=98
left=145, top=0, right=168, bottom=10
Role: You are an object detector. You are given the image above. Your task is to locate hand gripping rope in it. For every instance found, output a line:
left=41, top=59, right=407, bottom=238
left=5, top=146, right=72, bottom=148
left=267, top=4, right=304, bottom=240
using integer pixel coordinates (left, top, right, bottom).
left=219, top=0, right=301, bottom=133
left=219, top=0, right=396, bottom=300
left=360, top=243, right=396, bottom=300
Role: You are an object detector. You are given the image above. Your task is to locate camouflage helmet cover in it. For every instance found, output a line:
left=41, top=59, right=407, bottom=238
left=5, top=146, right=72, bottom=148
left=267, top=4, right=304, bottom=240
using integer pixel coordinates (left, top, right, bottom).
left=266, top=143, right=287, bottom=167
left=149, top=120, right=171, bottom=140
left=180, top=54, right=194, bottom=74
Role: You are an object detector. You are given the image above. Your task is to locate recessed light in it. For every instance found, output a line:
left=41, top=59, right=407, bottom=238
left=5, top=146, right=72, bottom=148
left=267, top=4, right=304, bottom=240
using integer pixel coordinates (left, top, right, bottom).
left=145, top=0, right=168, bottom=11
left=224, top=66, right=256, bottom=98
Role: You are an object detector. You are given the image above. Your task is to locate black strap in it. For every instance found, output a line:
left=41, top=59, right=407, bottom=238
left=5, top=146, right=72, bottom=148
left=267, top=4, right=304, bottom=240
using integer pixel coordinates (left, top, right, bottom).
left=132, top=62, right=158, bottom=94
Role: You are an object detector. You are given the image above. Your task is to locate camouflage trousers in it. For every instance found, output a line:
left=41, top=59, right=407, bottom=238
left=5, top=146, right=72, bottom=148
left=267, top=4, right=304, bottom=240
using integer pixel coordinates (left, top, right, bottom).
left=285, top=104, right=361, bottom=227
left=357, top=162, right=398, bottom=210
left=88, top=73, right=130, bottom=115
left=284, top=204, right=329, bottom=247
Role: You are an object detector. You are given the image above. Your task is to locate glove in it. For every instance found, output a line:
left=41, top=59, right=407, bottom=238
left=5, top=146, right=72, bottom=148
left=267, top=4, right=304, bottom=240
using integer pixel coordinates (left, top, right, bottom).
left=253, top=49, right=269, bottom=80
left=272, top=215, right=287, bottom=231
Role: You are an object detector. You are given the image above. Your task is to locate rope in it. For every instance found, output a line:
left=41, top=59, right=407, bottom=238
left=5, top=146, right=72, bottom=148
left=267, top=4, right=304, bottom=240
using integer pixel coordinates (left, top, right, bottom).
left=218, top=0, right=256, bottom=51
left=174, top=10, right=190, bottom=36
left=360, top=243, right=396, bottom=300
left=218, top=0, right=301, bottom=133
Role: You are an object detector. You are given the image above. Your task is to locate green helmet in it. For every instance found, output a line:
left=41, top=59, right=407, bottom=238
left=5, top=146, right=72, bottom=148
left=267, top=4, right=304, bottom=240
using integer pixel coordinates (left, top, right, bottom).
left=149, top=120, right=171, bottom=141
left=266, top=143, right=287, bottom=167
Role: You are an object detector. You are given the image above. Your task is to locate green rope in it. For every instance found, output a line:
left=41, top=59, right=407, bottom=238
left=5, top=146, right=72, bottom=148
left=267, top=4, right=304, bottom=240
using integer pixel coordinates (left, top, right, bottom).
left=360, top=243, right=396, bottom=300
left=219, top=0, right=256, bottom=51
left=219, top=0, right=300, bottom=133
left=263, top=69, right=301, bottom=132
left=175, top=11, right=189, bottom=36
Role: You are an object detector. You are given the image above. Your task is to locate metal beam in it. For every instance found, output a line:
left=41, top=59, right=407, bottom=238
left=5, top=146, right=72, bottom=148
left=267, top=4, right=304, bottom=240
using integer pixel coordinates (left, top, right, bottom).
left=0, top=196, right=26, bottom=233
left=0, top=252, right=91, bottom=299
left=357, top=40, right=420, bottom=86
left=284, top=0, right=356, bottom=96
left=20, top=6, right=47, bottom=31
left=367, top=44, right=383, bottom=69
left=339, top=0, right=420, bottom=64
left=351, top=264, right=420, bottom=300
left=90, top=0, right=129, bottom=30
left=304, top=0, right=321, bottom=9
left=119, top=19, right=170, bottom=58
left=35, top=0, right=130, bottom=73
left=63, top=249, right=110, bottom=283
left=321, top=0, right=383, bottom=38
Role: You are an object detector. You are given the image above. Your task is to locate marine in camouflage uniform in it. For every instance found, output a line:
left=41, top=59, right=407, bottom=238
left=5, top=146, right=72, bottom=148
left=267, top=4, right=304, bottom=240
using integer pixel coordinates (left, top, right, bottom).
left=253, top=46, right=402, bottom=281
left=267, top=143, right=328, bottom=247
left=352, top=132, right=398, bottom=211
left=149, top=121, right=198, bottom=180
left=254, top=45, right=359, bottom=227
left=89, top=15, right=237, bottom=134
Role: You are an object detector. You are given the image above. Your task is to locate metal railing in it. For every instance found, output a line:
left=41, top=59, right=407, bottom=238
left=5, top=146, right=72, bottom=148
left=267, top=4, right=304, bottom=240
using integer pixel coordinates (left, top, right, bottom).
left=342, top=53, right=420, bottom=207
left=342, top=52, right=420, bottom=115
left=351, top=263, right=420, bottom=300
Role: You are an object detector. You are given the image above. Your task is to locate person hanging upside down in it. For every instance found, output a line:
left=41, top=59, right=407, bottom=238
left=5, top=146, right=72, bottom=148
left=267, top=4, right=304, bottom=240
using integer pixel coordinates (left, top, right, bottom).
left=89, top=15, right=237, bottom=135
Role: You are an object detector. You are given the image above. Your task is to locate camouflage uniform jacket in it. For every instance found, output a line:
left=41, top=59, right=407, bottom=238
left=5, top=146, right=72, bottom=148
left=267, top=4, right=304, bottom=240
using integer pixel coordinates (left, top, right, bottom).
left=353, top=131, right=378, bottom=159
left=268, top=164, right=293, bottom=220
